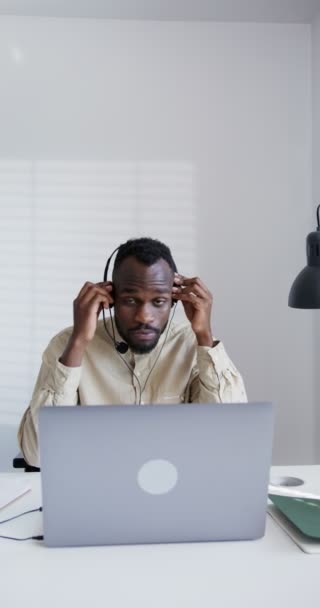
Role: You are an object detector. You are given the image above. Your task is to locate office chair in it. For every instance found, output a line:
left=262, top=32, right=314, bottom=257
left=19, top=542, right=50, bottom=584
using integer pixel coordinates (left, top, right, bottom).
left=13, top=452, right=40, bottom=473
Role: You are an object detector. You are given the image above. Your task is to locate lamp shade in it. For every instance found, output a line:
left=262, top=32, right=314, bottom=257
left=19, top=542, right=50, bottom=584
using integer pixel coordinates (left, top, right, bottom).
left=289, top=221, right=320, bottom=309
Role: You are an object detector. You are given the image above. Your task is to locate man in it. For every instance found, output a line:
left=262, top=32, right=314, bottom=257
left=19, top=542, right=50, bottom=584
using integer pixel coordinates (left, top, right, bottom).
left=18, top=237, right=247, bottom=466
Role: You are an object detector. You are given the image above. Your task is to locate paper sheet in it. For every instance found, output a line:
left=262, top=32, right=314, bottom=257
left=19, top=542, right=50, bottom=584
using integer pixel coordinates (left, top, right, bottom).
left=268, top=484, right=320, bottom=500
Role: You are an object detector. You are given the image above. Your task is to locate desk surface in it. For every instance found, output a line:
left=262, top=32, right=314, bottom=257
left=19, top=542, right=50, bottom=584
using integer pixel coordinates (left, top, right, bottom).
left=1, top=465, right=319, bottom=608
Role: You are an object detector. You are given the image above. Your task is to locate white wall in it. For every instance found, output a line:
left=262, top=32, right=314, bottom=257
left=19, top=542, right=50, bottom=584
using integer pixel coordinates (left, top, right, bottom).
left=312, top=11, right=320, bottom=462
left=0, top=17, right=313, bottom=464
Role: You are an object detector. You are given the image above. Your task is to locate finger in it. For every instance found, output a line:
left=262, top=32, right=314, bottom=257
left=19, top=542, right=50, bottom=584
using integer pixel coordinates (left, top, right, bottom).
left=89, top=293, right=112, bottom=314
left=173, top=284, right=208, bottom=300
left=76, top=281, right=112, bottom=300
left=172, top=292, right=200, bottom=305
left=76, top=281, right=95, bottom=299
left=96, top=281, right=113, bottom=288
left=79, top=285, right=114, bottom=307
left=175, top=275, right=210, bottom=294
left=96, top=283, right=114, bottom=299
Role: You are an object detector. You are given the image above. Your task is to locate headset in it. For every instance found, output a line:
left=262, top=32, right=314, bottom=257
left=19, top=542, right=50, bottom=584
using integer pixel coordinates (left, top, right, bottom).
left=101, top=245, right=179, bottom=404
left=102, top=245, right=178, bottom=353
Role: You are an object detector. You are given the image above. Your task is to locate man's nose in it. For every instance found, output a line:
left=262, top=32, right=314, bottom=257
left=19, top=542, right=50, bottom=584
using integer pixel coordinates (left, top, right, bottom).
left=134, top=304, right=154, bottom=325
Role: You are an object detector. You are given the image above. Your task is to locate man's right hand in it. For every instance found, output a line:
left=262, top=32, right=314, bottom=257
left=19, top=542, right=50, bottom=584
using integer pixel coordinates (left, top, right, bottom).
left=60, top=282, right=113, bottom=367
left=72, top=281, right=114, bottom=345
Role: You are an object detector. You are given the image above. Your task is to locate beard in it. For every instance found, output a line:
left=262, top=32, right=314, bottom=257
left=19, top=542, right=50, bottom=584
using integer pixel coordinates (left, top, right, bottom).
left=114, top=317, right=168, bottom=354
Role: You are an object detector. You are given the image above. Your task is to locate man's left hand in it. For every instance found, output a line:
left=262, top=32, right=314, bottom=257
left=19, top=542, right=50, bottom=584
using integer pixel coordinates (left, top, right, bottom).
left=172, top=273, right=214, bottom=347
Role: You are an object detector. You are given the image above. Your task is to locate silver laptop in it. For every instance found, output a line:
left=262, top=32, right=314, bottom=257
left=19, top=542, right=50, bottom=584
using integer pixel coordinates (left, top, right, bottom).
left=39, top=402, right=274, bottom=547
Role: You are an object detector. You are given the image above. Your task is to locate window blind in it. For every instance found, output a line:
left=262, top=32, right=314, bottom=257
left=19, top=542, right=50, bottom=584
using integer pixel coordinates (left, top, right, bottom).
left=0, top=159, right=196, bottom=416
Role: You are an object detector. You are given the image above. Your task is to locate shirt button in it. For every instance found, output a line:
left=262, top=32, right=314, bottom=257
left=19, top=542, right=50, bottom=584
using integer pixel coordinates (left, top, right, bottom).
left=136, top=371, right=141, bottom=377
left=140, top=400, right=144, bottom=405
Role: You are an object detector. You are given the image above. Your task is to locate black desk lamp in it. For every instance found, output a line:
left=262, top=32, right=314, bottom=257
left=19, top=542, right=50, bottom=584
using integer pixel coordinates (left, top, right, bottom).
left=289, top=205, right=320, bottom=309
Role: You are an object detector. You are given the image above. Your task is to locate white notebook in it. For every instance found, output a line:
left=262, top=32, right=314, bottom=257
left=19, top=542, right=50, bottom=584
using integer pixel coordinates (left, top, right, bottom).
left=268, top=482, right=320, bottom=501
left=0, top=478, right=31, bottom=510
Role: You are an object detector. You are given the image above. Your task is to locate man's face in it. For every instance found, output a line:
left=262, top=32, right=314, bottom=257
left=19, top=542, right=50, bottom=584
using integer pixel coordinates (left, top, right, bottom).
left=113, top=257, right=174, bottom=354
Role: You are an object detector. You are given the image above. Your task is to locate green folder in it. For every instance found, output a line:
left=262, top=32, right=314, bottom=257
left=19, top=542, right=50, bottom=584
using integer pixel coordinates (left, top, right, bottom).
left=269, top=494, right=320, bottom=539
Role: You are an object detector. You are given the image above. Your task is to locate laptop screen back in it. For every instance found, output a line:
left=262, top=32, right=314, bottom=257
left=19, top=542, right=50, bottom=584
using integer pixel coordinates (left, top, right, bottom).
left=39, top=402, right=274, bottom=547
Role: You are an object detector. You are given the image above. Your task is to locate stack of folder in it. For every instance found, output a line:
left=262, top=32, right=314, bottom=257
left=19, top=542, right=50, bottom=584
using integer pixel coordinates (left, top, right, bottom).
left=268, top=482, right=320, bottom=553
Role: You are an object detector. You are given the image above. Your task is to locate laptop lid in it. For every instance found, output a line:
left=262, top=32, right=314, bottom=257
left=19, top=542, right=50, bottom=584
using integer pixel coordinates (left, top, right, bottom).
left=39, top=402, right=274, bottom=547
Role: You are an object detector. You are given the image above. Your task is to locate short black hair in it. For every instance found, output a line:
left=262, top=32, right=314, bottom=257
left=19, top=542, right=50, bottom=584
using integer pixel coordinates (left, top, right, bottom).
left=113, top=237, right=177, bottom=277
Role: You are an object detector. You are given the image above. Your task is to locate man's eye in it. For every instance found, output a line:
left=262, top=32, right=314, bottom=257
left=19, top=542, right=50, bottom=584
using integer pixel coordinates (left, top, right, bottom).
left=124, top=298, right=136, bottom=305
left=153, top=299, right=167, bottom=307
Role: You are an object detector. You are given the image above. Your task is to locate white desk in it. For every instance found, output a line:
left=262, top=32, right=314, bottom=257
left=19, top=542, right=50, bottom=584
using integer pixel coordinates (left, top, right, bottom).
left=1, top=465, right=319, bottom=608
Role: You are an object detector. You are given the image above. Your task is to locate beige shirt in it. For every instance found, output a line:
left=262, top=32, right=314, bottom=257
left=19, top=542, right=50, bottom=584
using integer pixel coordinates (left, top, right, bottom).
left=18, top=318, right=247, bottom=467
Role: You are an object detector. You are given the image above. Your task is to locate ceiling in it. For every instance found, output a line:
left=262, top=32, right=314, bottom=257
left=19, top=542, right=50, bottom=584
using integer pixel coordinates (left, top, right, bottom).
left=0, top=0, right=319, bottom=24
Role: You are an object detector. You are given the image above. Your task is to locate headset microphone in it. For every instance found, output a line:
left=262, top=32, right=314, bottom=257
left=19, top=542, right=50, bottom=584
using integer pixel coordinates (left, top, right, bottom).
left=115, top=341, right=129, bottom=354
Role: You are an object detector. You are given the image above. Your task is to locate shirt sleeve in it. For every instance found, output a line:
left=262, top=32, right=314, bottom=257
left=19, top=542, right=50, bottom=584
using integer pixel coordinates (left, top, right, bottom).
left=17, top=330, right=81, bottom=467
left=187, top=341, right=248, bottom=403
